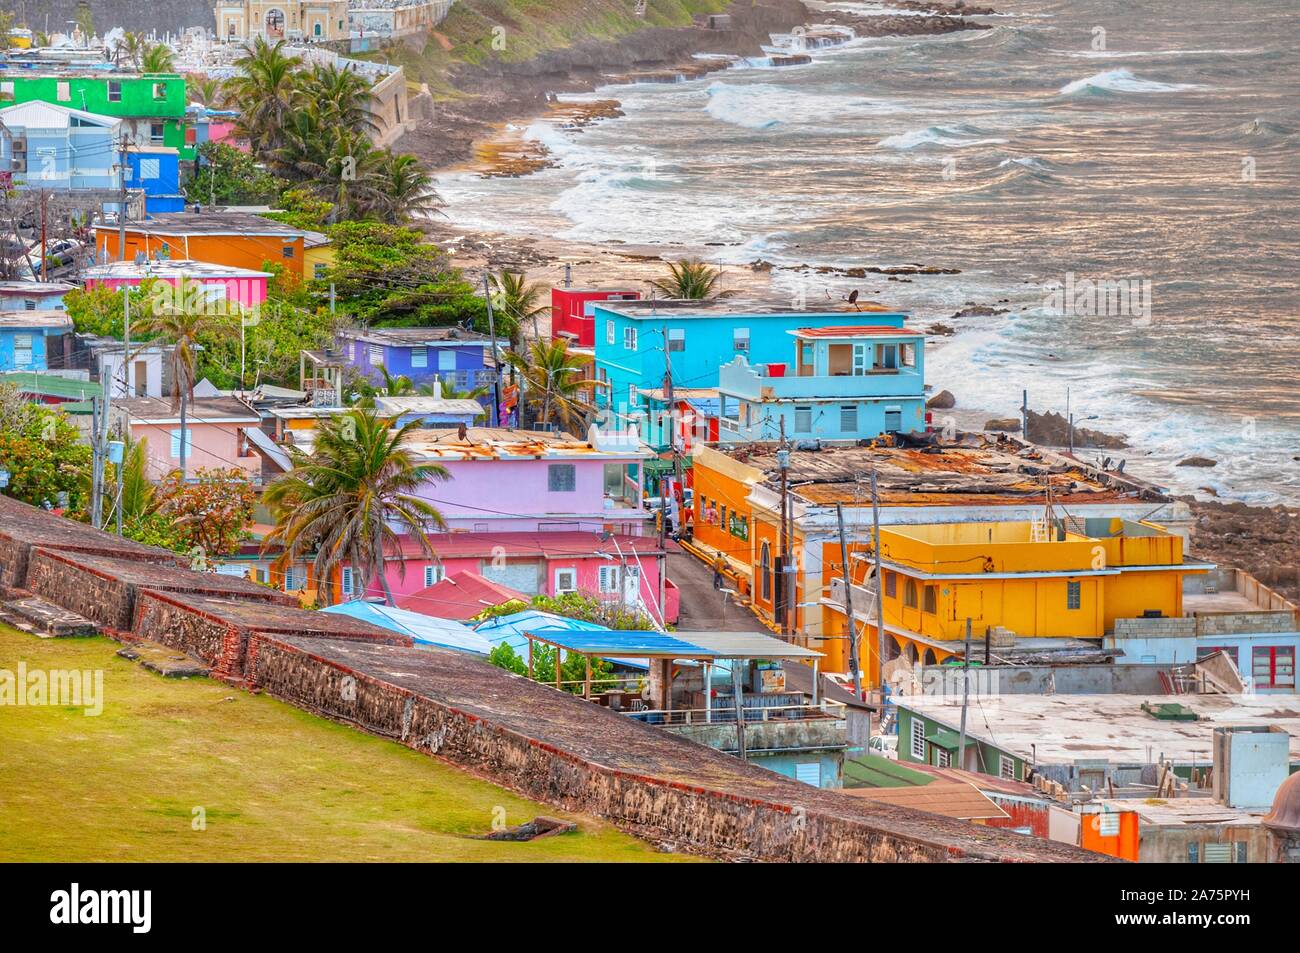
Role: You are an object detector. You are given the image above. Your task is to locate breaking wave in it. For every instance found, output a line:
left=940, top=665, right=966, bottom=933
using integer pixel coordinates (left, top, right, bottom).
left=1059, top=68, right=1199, bottom=95
left=878, top=123, right=1008, bottom=150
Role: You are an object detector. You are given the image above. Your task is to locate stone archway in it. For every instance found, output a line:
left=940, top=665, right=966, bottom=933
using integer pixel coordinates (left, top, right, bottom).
left=265, top=8, right=286, bottom=39
left=922, top=648, right=937, bottom=667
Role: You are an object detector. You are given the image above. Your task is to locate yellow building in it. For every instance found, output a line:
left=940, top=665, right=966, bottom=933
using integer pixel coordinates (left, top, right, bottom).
left=303, top=230, right=335, bottom=282
left=214, top=1, right=350, bottom=43
left=823, top=517, right=1212, bottom=684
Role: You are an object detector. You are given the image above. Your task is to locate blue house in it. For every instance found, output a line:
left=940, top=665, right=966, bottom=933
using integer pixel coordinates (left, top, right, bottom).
left=0, top=101, right=121, bottom=191
left=716, top=324, right=927, bottom=442
left=126, top=148, right=185, bottom=214
left=0, top=310, right=73, bottom=372
left=592, top=300, right=913, bottom=420
left=337, top=326, right=496, bottom=392
left=0, top=280, right=75, bottom=312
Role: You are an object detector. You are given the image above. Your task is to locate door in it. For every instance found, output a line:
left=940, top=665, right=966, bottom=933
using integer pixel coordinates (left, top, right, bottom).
left=134, top=360, right=147, bottom=396
left=622, top=565, right=641, bottom=607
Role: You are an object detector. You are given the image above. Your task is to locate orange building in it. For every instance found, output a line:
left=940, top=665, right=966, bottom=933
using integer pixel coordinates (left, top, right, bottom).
left=94, top=211, right=309, bottom=281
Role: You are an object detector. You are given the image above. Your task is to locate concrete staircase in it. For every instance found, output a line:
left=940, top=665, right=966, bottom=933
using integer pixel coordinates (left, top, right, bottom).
left=0, top=594, right=99, bottom=639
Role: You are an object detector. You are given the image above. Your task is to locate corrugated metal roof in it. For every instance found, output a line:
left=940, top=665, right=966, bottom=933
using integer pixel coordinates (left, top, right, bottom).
left=0, top=99, right=121, bottom=130
left=522, top=626, right=823, bottom=660
left=322, top=600, right=491, bottom=654
left=789, top=325, right=923, bottom=338
left=843, top=782, right=1010, bottom=821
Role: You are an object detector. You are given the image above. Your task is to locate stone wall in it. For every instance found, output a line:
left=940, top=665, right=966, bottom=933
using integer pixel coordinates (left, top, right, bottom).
left=25, top=548, right=297, bottom=631
left=1112, top=617, right=1197, bottom=640
left=1196, top=611, right=1296, bottom=637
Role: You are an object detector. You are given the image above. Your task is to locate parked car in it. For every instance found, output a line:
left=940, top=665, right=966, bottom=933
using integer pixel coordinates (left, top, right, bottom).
left=868, top=734, right=898, bottom=760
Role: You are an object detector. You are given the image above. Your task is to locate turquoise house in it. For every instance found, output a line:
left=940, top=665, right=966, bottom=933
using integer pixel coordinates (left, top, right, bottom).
left=592, top=300, right=911, bottom=418
left=716, top=324, right=927, bottom=442
left=0, top=311, right=73, bottom=372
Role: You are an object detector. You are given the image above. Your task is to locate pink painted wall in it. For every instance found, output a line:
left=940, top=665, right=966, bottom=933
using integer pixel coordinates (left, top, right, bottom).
left=369, top=551, right=677, bottom=623
left=415, top=458, right=645, bottom=533
left=130, top=421, right=259, bottom=481
left=86, top=274, right=268, bottom=309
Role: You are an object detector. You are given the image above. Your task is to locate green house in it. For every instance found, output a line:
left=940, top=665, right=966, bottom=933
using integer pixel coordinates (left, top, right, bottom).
left=895, top=701, right=1030, bottom=782
left=0, top=73, right=192, bottom=161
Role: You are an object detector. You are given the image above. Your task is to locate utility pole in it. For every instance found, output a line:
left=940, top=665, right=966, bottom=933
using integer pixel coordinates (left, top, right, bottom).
left=957, top=616, right=972, bottom=771
left=836, top=503, right=862, bottom=700
left=89, top=394, right=102, bottom=527
left=483, top=273, right=503, bottom=427
left=870, top=468, right=886, bottom=697
left=776, top=417, right=791, bottom=638
left=116, top=290, right=129, bottom=534
left=39, top=189, right=47, bottom=282
left=117, top=134, right=128, bottom=261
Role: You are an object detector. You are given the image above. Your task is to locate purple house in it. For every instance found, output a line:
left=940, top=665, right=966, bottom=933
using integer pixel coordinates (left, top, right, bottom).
left=337, top=326, right=496, bottom=392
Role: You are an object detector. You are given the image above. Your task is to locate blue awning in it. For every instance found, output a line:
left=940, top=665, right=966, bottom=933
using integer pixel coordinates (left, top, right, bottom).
left=322, top=601, right=491, bottom=654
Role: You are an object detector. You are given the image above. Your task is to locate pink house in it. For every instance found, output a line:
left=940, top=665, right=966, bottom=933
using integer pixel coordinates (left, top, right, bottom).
left=365, top=531, right=679, bottom=626
left=81, top=259, right=271, bottom=311
left=113, top=396, right=262, bottom=481
left=399, top=425, right=652, bottom=536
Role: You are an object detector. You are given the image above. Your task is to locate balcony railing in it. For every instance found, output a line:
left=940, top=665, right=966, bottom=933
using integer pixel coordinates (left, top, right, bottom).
left=625, top=701, right=846, bottom=725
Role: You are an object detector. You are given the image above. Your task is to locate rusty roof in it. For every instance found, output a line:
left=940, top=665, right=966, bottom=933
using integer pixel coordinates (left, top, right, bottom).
left=720, top=437, right=1156, bottom=506
left=402, top=427, right=646, bottom=461
left=842, top=782, right=1011, bottom=821
left=789, top=325, right=923, bottom=338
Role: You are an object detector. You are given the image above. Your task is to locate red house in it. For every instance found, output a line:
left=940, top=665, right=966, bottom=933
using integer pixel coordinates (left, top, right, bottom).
left=551, top=287, right=640, bottom=347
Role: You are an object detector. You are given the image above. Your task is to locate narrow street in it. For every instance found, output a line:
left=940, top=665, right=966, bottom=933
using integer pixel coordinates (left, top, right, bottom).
left=666, top=549, right=764, bottom=633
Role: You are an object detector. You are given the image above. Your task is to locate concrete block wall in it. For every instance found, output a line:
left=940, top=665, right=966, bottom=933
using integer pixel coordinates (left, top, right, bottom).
left=1196, top=612, right=1296, bottom=637
left=1112, top=617, right=1197, bottom=640
left=25, top=548, right=298, bottom=631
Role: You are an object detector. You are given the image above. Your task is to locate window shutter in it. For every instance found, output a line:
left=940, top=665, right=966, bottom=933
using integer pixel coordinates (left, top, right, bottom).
left=411, top=348, right=427, bottom=368
left=794, top=763, right=821, bottom=787
left=341, top=567, right=353, bottom=596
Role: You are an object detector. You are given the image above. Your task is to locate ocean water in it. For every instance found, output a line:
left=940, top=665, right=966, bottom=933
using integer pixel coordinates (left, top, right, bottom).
left=437, top=0, right=1300, bottom=504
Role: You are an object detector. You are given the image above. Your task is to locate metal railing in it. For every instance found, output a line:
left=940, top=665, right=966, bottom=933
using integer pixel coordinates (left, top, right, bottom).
left=625, top=700, right=847, bottom=726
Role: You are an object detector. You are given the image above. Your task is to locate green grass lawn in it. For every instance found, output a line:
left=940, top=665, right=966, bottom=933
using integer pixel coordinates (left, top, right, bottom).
left=0, top=625, right=694, bottom=862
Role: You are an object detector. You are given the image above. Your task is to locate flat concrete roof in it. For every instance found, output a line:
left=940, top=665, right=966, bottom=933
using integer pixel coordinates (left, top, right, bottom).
left=898, top=693, right=1300, bottom=766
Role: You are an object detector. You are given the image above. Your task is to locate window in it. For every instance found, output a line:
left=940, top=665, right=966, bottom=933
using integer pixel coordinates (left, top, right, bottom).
left=281, top=245, right=294, bottom=259
left=840, top=404, right=858, bottom=433
left=1197, top=645, right=1239, bottom=667
left=733, top=327, right=749, bottom=352
left=12, top=333, right=33, bottom=367
left=314, top=22, right=322, bottom=36
left=904, top=578, right=918, bottom=609
left=910, top=719, right=925, bottom=760
left=667, top=328, right=685, bottom=352
left=794, top=406, right=812, bottom=434
left=438, top=349, right=456, bottom=371
left=139, top=158, right=160, bottom=180
left=23, top=300, right=35, bottom=311
left=153, top=82, right=167, bottom=101
left=554, top=568, right=577, bottom=594
left=729, top=513, right=748, bottom=541
left=150, top=123, right=165, bottom=145
left=56, top=81, right=70, bottom=102
left=606, top=320, right=615, bottom=345
left=368, top=344, right=383, bottom=365
left=923, top=585, right=937, bottom=614
left=760, top=542, right=772, bottom=602
left=423, top=564, right=443, bottom=588
left=884, top=571, right=896, bottom=598
left=852, top=342, right=870, bottom=375
left=1253, top=646, right=1295, bottom=690
left=169, top=428, right=192, bottom=459
left=411, top=347, right=427, bottom=368
left=598, top=565, right=621, bottom=593
left=623, top=326, right=637, bottom=350
left=107, top=81, right=122, bottom=103
left=313, top=263, right=328, bottom=280
left=936, top=748, right=951, bottom=768
left=794, top=763, right=821, bottom=787
left=1186, top=843, right=1199, bottom=864
left=1203, top=843, right=1235, bottom=864
left=628, top=383, right=637, bottom=407
left=548, top=464, right=577, bottom=492
left=884, top=407, right=902, bottom=432
left=1097, top=813, right=1121, bottom=837
left=1066, top=580, right=1082, bottom=610
left=999, top=755, right=1017, bottom=780
left=284, top=567, right=303, bottom=591
left=340, top=566, right=353, bottom=597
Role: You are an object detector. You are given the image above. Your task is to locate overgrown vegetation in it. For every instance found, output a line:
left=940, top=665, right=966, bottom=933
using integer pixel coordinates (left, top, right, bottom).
left=487, top=641, right=619, bottom=696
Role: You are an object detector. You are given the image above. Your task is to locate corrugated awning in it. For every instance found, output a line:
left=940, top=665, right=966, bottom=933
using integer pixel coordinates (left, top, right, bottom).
left=523, top=626, right=822, bottom=660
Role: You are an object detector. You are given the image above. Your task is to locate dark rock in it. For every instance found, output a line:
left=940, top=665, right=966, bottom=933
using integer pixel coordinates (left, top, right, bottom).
left=1177, top=456, right=1218, bottom=468
left=927, top=390, right=956, bottom=409
left=985, top=418, right=1021, bottom=433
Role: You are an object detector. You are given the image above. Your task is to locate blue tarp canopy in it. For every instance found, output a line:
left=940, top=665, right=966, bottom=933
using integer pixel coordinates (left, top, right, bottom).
left=473, top=610, right=648, bottom=670
left=322, top=600, right=491, bottom=655
left=521, top=627, right=822, bottom=661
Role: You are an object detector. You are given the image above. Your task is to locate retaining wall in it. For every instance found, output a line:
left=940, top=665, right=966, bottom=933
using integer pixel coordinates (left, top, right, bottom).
left=25, top=548, right=297, bottom=631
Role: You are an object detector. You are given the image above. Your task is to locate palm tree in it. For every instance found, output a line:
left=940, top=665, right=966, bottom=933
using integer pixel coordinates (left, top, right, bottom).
left=263, top=410, right=447, bottom=605
left=186, top=75, right=227, bottom=109
left=229, top=37, right=303, bottom=158
left=648, top=258, right=734, bottom=300
left=505, top=339, right=597, bottom=434
left=301, top=63, right=377, bottom=135
left=489, top=271, right=549, bottom=347
left=133, top=280, right=234, bottom=482
left=141, top=43, right=175, bottom=74
left=373, top=153, right=441, bottom=224
left=274, top=118, right=384, bottom=222
left=115, top=32, right=146, bottom=69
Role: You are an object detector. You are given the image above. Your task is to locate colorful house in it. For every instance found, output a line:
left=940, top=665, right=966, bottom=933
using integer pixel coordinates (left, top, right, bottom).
left=113, top=396, right=262, bottom=481
left=81, top=259, right=272, bottom=311
left=0, top=311, right=73, bottom=372
left=0, top=101, right=122, bottom=191
left=398, top=425, right=651, bottom=536
left=820, top=517, right=1212, bottom=686
left=92, top=211, right=309, bottom=280
left=126, top=147, right=185, bottom=214
left=0, top=280, right=75, bottom=311
left=591, top=299, right=910, bottom=418
left=397, top=569, right=528, bottom=621
left=372, top=395, right=487, bottom=429
left=716, top=325, right=927, bottom=442
left=0, top=72, right=192, bottom=161
left=303, top=230, right=334, bottom=281
left=551, top=286, right=640, bottom=347
left=336, top=326, right=495, bottom=391
left=371, top=531, right=678, bottom=625
left=0, top=371, right=100, bottom=405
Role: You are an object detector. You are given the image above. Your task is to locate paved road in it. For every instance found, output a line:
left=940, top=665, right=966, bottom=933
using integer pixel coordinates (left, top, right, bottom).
left=666, top=550, right=764, bottom=633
